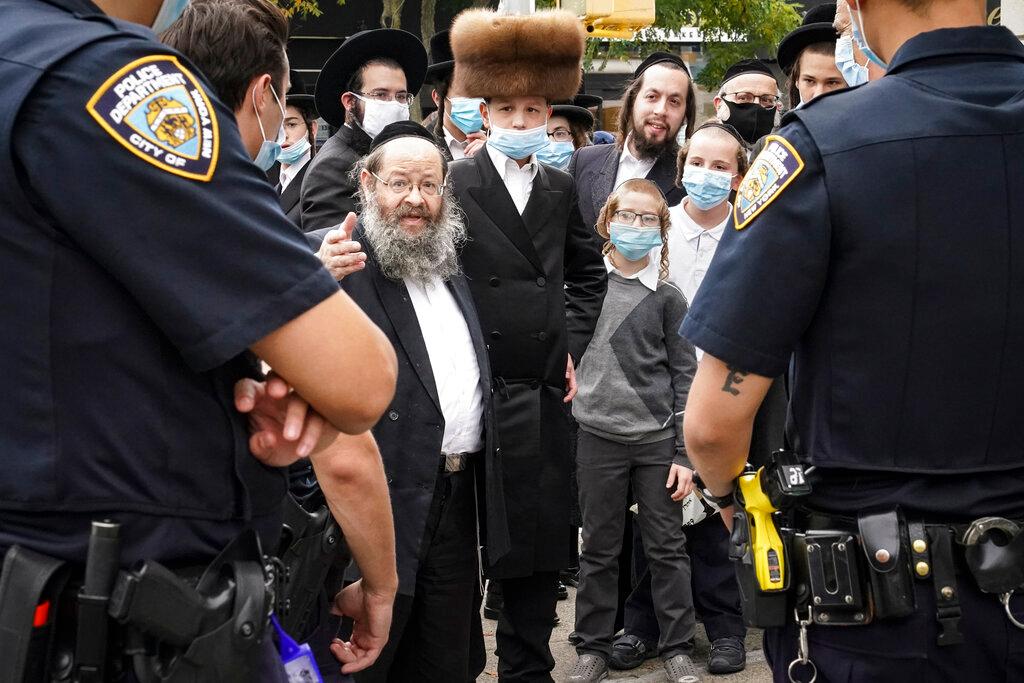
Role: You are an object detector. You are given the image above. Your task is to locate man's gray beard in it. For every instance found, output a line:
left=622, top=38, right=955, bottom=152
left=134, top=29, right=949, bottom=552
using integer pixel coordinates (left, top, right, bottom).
left=361, top=192, right=467, bottom=284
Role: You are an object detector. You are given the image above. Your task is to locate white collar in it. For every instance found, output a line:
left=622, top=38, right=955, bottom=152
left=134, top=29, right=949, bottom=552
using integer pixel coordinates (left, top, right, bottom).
left=674, top=197, right=730, bottom=242
left=605, top=250, right=661, bottom=292
left=443, top=127, right=466, bottom=150
left=487, top=143, right=538, bottom=181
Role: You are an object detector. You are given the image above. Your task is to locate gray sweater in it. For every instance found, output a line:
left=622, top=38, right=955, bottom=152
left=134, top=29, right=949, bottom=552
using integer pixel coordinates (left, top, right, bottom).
left=572, top=272, right=698, bottom=466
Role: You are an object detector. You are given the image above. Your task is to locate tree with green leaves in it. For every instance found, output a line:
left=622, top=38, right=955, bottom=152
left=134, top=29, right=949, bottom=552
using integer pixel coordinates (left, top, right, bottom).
left=541, top=0, right=801, bottom=89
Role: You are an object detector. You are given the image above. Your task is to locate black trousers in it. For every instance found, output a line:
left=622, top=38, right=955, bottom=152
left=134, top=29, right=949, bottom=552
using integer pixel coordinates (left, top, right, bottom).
left=574, top=432, right=695, bottom=660
left=354, top=470, right=480, bottom=683
left=624, top=514, right=745, bottom=644
left=764, top=580, right=1024, bottom=681
left=495, top=571, right=560, bottom=682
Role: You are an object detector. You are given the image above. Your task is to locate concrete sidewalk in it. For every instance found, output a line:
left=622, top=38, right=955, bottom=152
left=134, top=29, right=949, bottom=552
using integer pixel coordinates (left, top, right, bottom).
left=478, top=585, right=772, bottom=682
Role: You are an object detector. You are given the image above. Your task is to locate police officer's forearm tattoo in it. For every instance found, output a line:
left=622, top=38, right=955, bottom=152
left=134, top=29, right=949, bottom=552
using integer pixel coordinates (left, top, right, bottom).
left=722, top=366, right=748, bottom=396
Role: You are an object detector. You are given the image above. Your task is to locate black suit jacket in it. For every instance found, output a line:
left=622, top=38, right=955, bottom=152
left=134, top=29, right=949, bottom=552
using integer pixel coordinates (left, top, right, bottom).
left=276, top=161, right=310, bottom=227
left=449, top=146, right=606, bottom=577
left=568, top=142, right=685, bottom=232
left=305, top=225, right=509, bottom=596
left=299, top=124, right=372, bottom=232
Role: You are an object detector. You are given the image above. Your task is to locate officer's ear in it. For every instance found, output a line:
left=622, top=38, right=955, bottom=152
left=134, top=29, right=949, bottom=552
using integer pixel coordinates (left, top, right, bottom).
left=248, top=74, right=275, bottom=114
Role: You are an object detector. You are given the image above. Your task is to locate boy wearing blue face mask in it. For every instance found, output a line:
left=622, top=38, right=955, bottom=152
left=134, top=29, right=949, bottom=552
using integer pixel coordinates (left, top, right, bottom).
left=447, top=9, right=607, bottom=681
left=668, top=122, right=749, bottom=311
left=569, top=178, right=700, bottom=683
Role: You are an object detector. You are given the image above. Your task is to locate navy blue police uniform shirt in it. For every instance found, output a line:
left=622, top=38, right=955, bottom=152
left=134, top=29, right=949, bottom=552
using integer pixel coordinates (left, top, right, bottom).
left=680, top=26, right=1024, bottom=522
left=0, top=0, right=339, bottom=565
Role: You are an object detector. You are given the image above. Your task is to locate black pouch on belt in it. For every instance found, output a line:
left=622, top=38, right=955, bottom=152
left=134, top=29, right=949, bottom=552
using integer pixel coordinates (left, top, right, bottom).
left=858, top=510, right=915, bottom=620
left=964, top=522, right=1024, bottom=594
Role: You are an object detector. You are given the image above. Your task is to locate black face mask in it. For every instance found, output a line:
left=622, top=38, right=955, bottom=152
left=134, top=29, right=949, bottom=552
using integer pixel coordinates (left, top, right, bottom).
left=718, top=100, right=776, bottom=145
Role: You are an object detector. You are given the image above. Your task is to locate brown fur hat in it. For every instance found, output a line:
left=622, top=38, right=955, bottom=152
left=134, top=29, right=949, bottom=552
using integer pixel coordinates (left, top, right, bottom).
left=450, top=9, right=585, bottom=102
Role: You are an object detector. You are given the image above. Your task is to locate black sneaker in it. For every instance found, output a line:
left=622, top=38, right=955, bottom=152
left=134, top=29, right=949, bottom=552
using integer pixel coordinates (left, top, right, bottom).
left=708, top=636, right=746, bottom=674
left=608, top=634, right=658, bottom=670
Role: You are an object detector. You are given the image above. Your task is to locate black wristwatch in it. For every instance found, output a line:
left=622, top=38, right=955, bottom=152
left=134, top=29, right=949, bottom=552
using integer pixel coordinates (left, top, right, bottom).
left=693, top=472, right=736, bottom=508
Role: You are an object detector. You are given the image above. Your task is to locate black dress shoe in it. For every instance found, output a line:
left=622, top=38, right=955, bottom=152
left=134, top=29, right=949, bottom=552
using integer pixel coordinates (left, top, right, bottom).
left=560, top=568, right=580, bottom=588
left=568, top=630, right=582, bottom=646
left=557, top=580, right=570, bottom=600
left=708, top=636, right=746, bottom=674
left=608, top=634, right=658, bottom=670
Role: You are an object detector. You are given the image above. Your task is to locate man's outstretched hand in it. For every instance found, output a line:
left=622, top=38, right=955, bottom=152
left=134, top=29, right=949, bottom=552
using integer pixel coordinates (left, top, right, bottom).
left=234, top=373, right=337, bottom=467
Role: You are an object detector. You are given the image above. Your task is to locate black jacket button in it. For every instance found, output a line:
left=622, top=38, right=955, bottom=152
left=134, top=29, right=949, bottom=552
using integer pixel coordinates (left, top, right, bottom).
left=388, top=410, right=399, bottom=421
left=536, top=276, right=546, bottom=287
left=490, top=330, right=501, bottom=339
left=537, top=331, right=548, bottom=341
left=489, top=276, right=500, bottom=287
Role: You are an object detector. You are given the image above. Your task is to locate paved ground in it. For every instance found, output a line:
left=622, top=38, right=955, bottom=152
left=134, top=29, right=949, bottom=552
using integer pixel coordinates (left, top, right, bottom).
left=479, top=585, right=772, bottom=682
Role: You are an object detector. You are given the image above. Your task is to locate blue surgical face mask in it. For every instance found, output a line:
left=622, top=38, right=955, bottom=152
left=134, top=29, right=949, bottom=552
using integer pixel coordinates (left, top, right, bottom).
left=277, top=136, right=311, bottom=166
left=535, top=140, right=575, bottom=170
left=253, top=84, right=286, bottom=171
left=151, top=0, right=190, bottom=34
left=850, top=7, right=888, bottom=70
left=675, top=122, right=688, bottom=147
left=448, top=97, right=485, bottom=135
left=487, top=121, right=550, bottom=161
left=835, top=35, right=870, bottom=87
left=609, top=222, right=662, bottom=262
left=682, top=165, right=734, bottom=210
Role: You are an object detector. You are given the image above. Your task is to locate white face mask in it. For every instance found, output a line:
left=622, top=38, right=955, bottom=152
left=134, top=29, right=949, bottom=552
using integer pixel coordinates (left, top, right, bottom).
left=354, top=95, right=410, bottom=138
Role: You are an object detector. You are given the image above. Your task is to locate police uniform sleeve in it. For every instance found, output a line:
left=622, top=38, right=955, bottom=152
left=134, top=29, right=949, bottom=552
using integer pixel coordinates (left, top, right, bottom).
left=679, top=122, right=830, bottom=377
left=13, top=40, right=339, bottom=372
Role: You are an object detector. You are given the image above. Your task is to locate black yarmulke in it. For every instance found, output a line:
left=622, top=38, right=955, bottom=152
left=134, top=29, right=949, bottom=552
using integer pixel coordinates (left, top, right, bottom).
left=370, top=121, right=439, bottom=153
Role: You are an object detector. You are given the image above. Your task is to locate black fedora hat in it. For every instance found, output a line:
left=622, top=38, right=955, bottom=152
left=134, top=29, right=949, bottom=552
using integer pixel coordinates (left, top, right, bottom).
left=552, top=91, right=602, bottom=129
left=314, top=28, right=429, bottom=128
left=424, top=30, right=454, bottom=87
left=777, top=3, right=839, bottom=74
left=285, top=70, right=317, bottom=118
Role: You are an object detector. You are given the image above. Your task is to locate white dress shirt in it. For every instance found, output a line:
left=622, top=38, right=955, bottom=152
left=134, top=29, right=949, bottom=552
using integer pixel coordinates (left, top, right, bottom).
left=487, top=143, right=539, bottom=215
left=604, top=250, right=660, bottom=293
left=404, top=276, right=485, bottom=454
left=613, top=135, right=657, bottom=191
left=443, top=128, right=468, bottom=161
left=278, top=150, right=311, bottom=192
left=667, top=198, right=730, bottom=306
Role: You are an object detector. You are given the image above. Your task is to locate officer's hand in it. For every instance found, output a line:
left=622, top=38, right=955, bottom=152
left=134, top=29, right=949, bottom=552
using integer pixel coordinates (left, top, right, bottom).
left=463, top=131, right=487, bottom=158
left=666, top=464, right=695, bottom=502
left=317, top=212, right=366, bottom=281
left=564, top=354, right=578, bottom=403
left=234, top=373, right=338, bottom=466
left=329, top=579, right=394, bottom=674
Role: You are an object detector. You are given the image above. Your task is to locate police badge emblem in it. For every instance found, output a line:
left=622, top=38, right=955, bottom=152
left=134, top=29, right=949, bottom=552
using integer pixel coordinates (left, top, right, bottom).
left=87, top=55, right=219, bottom=181
left=734, top=136, right=804, bottom=230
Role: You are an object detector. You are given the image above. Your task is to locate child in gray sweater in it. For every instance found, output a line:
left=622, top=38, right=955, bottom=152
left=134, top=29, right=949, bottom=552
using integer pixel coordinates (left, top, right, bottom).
left=568, top=179, right=700, bottom=683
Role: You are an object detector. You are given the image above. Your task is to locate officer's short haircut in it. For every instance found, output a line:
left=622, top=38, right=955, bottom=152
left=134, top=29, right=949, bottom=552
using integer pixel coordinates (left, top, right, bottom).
left=616, top=63, right=696, bottom=151
left=160, top=0, right=289, bottom=113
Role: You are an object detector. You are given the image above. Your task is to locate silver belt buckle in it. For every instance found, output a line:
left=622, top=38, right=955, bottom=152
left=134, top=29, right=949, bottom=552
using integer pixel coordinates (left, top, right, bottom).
left=444, top=452, right=468, bottom=473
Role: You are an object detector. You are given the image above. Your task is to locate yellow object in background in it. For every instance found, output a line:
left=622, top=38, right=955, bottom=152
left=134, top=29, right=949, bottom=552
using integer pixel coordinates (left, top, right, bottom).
left=736, top=469, right=787, bottom=592
left=560, top=0, right=656, bottom=39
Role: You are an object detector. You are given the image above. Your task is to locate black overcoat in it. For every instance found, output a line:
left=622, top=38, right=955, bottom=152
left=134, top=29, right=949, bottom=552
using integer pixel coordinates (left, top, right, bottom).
left=448, top=147, right=606, bottom=578
left=300, top=124, right=371, bottom=232
left=307, top=225, right=510, bottom=596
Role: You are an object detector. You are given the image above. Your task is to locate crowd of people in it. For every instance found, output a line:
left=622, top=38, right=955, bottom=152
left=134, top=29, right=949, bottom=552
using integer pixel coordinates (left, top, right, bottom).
left=2, top=0, right=1023, bottom=682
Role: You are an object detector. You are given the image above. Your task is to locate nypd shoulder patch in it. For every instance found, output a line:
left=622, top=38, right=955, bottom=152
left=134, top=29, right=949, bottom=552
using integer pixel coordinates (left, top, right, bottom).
left=734, top=135, right=804, bottom=230
left=87, top=55, right=219, bottom=182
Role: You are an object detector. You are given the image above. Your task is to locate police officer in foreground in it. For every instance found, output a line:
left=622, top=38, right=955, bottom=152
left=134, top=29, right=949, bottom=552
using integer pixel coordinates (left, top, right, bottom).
left=679, top=0, right=1024, bottom=680
left=0, top=0, right=398, bottom=680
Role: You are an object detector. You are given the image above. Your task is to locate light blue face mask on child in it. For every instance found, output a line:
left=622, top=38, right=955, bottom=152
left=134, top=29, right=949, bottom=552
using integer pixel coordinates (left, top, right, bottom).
left=535, top=140, right=575, bottom=170
left=448, top=97, right=485, bottom=134
left=682, top=165, right=734, bottom=210
left=609, top=222, right=662, bottom=261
